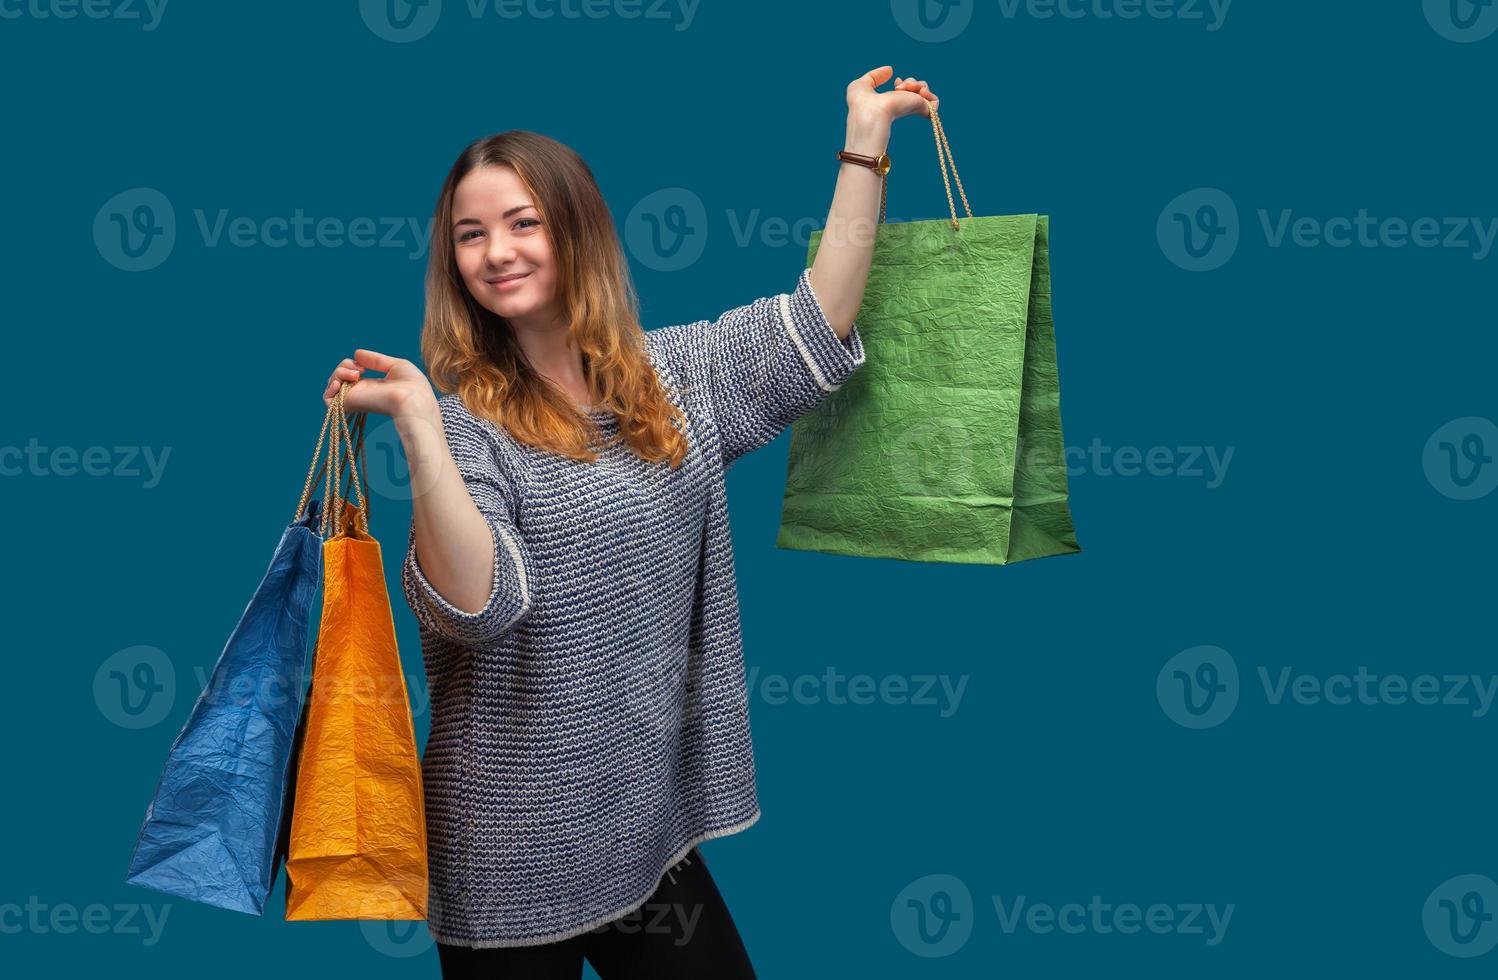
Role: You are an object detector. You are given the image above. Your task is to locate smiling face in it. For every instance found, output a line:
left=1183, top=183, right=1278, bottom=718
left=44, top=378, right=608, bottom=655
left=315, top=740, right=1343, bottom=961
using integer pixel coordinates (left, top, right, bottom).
left=450, top=164, right=563, bottom=332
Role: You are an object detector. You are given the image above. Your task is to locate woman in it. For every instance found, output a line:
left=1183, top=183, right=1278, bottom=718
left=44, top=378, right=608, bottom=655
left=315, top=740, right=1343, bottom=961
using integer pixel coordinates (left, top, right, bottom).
left=321, top=66, right=937, bottom=979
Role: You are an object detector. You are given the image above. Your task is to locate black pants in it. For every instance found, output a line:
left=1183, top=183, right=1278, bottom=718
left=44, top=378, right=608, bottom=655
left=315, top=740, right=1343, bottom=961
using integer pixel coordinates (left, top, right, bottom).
left=435, top=847, right=756, bottom=979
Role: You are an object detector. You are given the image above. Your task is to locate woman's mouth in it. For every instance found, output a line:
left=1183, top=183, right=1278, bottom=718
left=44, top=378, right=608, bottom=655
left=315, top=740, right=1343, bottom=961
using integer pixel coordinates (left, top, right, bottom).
left=489, top=273, right=530, bottom=291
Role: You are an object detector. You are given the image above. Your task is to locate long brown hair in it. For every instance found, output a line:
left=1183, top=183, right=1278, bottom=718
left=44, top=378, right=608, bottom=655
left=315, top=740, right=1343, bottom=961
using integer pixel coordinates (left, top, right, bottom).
left=420, top=131, right=688, bottom=467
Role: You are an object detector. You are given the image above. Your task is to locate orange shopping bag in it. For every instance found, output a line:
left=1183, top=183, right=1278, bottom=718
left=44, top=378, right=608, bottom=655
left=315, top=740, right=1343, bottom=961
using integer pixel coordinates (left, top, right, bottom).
left=284, top=383, right=428, bottom=920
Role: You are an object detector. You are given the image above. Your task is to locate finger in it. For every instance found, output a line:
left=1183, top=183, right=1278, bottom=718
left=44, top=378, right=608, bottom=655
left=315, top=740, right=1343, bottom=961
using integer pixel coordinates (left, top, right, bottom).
left=354, top=348, right=399, bottom=372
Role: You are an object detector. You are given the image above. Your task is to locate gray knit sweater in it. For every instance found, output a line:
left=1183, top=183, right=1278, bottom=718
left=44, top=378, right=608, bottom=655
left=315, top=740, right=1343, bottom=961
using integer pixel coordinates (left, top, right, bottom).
left=401, top=267, right=866, bottom=947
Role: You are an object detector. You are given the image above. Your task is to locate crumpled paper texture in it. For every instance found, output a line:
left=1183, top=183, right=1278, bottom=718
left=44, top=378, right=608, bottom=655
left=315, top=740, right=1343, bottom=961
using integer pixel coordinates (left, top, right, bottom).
left=285, top=499, right=428, bottom=920
left=777, top=213, right=1081, bottom=565
left=125, top=498, right=323, bottom=915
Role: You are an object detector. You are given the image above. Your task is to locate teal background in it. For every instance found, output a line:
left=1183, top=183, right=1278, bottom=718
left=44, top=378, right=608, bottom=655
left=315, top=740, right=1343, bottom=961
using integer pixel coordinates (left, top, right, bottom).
left=2, top=0, right=1494, bottom=976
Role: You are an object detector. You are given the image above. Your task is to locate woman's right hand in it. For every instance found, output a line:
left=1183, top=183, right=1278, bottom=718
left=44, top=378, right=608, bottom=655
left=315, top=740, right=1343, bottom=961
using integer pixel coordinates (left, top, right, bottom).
left=322, top=349, right=436, bottom=418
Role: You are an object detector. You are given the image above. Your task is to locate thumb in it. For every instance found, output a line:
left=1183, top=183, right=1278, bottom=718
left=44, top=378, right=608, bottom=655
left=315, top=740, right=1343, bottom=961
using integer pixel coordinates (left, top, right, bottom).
left=864, top=65, right=893, bottom=85
left=354, top=348, right=399, bottom=372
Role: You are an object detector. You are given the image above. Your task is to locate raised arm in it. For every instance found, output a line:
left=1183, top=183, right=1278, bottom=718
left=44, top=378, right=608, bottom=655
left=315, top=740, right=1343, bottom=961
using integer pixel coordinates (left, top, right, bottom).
left=684, top=268, right=867, bottom=469
left=809, top=66, right=938, bottom=335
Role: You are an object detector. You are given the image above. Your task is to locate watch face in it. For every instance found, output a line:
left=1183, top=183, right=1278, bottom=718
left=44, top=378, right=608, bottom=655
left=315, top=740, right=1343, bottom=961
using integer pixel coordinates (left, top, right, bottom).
left=875, top=153, right=891, bottom=175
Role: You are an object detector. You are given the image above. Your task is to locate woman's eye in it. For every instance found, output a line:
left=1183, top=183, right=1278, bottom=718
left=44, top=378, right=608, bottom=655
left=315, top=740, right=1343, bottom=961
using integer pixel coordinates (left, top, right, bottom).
left=457, top=219, right=537, bottom=243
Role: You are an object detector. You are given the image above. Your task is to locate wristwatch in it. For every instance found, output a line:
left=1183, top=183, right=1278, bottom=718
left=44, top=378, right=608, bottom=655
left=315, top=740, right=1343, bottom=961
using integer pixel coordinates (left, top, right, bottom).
left=836, top=149, right=891, bottom=175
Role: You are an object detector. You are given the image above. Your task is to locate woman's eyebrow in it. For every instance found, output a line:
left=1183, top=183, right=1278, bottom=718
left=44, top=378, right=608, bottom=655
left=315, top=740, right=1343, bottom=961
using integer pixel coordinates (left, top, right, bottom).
left=453, top=204, right=535, bottom=228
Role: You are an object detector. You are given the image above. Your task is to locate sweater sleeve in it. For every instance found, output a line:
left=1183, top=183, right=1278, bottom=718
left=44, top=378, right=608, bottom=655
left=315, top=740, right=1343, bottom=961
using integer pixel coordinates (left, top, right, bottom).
left=401, top=395, right=534, bottom=647
left=693, top=267, right=867, bottom=470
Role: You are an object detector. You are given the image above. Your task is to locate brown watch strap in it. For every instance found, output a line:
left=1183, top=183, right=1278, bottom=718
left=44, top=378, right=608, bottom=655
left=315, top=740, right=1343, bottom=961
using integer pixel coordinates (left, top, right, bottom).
left=835, top=149, right=891, bottom=224
left=836, top=150, right=889, bottom=174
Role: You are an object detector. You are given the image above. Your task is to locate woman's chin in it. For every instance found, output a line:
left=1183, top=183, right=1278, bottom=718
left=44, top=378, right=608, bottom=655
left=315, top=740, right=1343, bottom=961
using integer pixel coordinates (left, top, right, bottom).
left=478, top=296, right=544, bottom=321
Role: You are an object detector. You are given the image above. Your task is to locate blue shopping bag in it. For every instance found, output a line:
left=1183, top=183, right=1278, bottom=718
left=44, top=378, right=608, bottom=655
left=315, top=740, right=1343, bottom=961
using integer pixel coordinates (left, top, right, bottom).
left=124, top=404, right=363, bottom=914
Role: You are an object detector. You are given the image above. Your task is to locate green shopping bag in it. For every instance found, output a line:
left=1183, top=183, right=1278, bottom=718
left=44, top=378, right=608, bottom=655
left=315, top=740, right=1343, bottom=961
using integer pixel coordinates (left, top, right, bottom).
left=776, top=107, right=1081, bottom=565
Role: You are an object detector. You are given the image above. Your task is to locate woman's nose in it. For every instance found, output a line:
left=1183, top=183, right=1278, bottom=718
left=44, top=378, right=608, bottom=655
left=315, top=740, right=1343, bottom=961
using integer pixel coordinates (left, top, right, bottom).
left=485, top=234, right=517, bottom=266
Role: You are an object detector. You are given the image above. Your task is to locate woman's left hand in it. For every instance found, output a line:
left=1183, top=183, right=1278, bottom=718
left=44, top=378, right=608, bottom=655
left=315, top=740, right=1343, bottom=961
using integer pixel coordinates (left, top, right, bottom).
left=846, top=66, right=938, bottom=127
